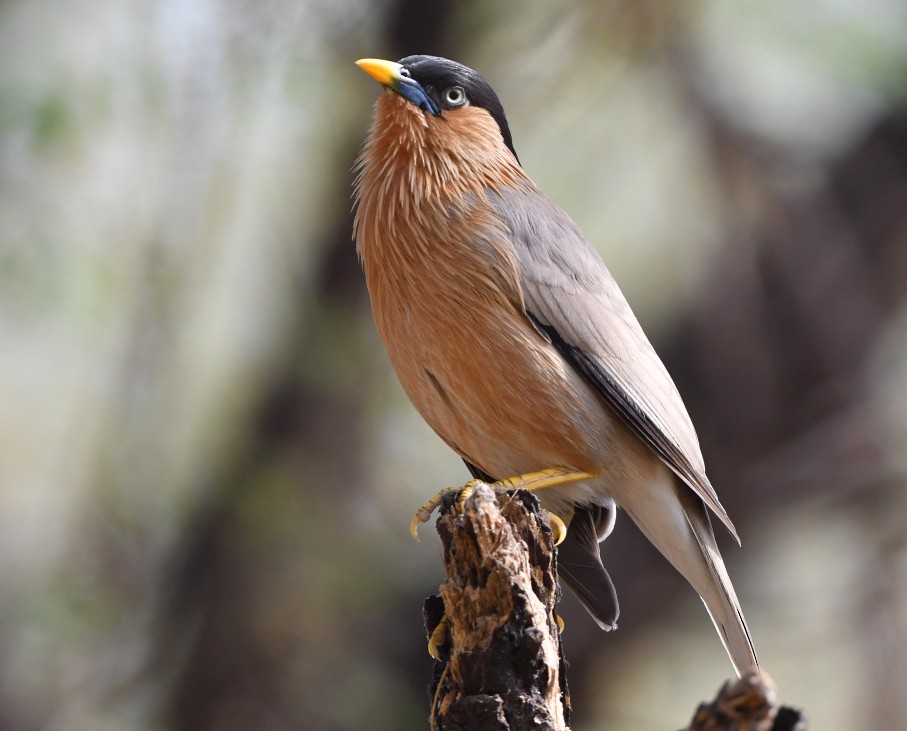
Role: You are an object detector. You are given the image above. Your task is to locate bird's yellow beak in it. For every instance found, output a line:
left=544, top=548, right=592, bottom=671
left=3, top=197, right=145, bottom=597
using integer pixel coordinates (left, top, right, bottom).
left=356, top=57, right=441, bottom=116
left=356, top=58, right=404, bottom=88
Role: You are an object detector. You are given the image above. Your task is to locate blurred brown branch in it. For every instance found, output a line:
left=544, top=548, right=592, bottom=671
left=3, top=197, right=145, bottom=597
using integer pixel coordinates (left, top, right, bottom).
left=683, top=671, right=808, bottom=731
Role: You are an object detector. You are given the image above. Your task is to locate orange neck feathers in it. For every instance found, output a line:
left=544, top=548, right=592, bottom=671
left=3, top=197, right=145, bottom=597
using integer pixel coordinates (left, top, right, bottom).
left=353, top=92, right=525, bottom=260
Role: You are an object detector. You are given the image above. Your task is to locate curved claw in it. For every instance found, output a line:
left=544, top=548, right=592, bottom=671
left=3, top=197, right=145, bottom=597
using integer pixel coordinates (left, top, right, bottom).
left=428, top=613, right=449, bottom=660
left=410, top=489, right=452, bottom=541
left=411, top=468, right=593, bottom=543
left=545, top=511, right=568, bottom=546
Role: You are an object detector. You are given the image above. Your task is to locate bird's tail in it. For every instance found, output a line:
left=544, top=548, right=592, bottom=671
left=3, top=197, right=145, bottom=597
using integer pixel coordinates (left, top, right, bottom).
left=682, top=492, right=758, bottom=675
left=623, top=474, right=758, bottom=675
left=558, top=503, right=620, bottom=631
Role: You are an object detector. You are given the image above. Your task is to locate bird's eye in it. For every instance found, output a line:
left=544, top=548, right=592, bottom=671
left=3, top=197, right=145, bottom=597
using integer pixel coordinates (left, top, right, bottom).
left=399, top=67, right=411, bottom=78
left=443, top=86, right=467, bottom=107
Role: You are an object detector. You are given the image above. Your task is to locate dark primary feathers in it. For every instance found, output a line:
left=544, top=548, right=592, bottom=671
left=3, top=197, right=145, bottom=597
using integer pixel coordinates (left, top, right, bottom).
left=556, top=503, right=620, bottom=631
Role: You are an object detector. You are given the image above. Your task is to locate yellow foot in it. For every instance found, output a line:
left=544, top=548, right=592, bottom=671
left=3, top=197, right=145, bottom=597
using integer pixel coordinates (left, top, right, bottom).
left=409, top=467, right=594, bottom=540
left=410, top=480, right=482, bottom=541
left=556, top=614, right=565, bottom=633
left=543, top=510, right=568, bottom=546
left=428, top=612, right=450, bottom=660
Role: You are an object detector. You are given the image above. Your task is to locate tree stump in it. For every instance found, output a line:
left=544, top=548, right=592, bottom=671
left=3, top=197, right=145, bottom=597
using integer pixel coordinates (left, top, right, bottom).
left=424, top=485, right=569, bottom=730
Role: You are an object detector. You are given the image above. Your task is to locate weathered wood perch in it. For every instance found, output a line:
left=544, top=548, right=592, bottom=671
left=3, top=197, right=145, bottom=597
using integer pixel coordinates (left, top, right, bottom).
left=424, top=484, right=569, bottom=730
left=424, top=485, right=808, bottom=731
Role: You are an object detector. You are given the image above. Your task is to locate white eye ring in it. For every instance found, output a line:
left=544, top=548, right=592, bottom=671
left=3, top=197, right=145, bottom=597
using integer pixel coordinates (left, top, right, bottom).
left=443, top=86, right=467, bottom=107
left=399, top=67, right=411, bottom=78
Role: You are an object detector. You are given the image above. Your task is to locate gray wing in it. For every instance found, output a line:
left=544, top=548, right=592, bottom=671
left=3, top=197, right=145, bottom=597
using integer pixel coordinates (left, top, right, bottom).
left=488, top=185, right=739, bottom=542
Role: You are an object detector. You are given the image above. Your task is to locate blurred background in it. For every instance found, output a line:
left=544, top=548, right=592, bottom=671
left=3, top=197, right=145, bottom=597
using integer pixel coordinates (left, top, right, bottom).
left=2, top=0, right=906, bottom=729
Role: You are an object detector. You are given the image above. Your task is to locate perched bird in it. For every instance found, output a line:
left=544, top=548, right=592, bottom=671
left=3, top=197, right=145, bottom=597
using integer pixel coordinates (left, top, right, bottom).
left=354, top=55, right=758, bottom=675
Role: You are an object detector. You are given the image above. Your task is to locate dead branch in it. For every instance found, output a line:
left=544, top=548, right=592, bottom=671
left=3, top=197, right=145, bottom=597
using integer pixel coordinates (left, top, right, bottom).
left=682, top=670, right=808, bottom=731
left=424, top=485, right=569, bottom=730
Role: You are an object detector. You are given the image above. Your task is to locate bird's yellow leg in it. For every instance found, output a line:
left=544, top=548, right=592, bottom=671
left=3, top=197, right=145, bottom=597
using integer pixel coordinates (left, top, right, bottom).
left=410, top=481, right=482, bottom=540
left=493, top=466, right=596, bottom=493
left=410, top=467, right=594, bottom=540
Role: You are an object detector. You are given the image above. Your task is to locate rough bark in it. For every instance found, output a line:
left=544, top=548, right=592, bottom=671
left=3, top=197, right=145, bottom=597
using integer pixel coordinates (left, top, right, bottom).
left=424, top=485, right=570, bottom=730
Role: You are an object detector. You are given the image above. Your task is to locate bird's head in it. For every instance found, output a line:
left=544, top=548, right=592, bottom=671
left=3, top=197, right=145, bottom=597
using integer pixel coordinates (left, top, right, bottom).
left=355, top=55, right=519, bottom=163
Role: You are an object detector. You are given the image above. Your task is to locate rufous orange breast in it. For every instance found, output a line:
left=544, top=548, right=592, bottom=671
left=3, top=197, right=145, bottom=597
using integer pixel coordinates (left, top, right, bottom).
left=354, top=93, right=631, bottom=497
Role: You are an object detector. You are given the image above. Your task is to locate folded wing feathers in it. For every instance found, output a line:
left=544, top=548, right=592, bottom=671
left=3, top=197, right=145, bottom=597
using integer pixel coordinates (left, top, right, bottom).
left=489, top=186, right=739, bottom=543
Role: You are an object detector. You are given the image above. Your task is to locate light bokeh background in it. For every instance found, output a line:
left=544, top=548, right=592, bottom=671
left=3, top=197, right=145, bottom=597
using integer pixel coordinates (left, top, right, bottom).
left=2, top=1, right=906, bottom=729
